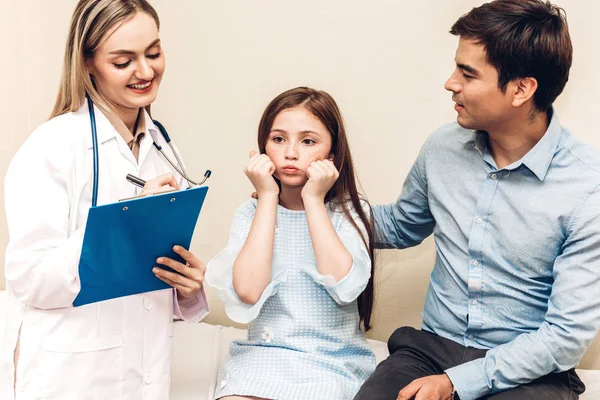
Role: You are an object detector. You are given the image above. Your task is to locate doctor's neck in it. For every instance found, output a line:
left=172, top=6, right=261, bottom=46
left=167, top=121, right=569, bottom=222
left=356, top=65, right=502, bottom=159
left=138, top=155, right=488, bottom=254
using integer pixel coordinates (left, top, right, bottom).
left=120, top=108, right=142, bottom=134
left=108, top=102, right=142, bottom=134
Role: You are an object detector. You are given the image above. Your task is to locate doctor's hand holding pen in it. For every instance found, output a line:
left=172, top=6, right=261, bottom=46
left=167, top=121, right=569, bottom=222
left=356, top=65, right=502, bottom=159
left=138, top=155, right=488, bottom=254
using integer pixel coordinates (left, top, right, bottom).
left=131, top=172, right=206, bottom=298
left=138, top=172, right=179, bottom=196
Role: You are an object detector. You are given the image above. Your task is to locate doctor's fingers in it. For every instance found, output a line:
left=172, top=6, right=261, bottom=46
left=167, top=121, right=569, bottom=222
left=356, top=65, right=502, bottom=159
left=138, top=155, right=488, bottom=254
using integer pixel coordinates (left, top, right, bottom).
left=155, top=257, right=205, bottom=280
left=141, top=186, right=177, bottom=196
left=139, top=173, right=179, bottom=196
left=145, top=173, right=179, bottom=190
left=153, top=264, right=204, bottom=289
left=172, top=245, right=206, bottom=273
left=154, top=273, right=201, bottom=298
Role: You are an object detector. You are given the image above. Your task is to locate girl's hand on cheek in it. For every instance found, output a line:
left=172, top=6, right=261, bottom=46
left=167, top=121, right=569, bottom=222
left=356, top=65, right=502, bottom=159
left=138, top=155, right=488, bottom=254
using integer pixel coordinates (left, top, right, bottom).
left=301, top=159, right=338, bottom=201
left=244, top=150, right=279, bottom=197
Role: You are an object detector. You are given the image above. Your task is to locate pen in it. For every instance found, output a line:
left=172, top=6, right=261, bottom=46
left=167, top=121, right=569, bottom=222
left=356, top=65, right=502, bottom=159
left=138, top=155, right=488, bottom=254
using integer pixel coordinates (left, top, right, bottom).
left=126, top=174, right=146, bottom=188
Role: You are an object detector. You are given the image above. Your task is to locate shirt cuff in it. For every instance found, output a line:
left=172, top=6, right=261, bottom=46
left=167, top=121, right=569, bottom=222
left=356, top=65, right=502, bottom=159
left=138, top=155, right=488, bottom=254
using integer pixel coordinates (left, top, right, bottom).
left=173, top=287, right=209, bottom=323
left=445, top=358, right=489, bottom=400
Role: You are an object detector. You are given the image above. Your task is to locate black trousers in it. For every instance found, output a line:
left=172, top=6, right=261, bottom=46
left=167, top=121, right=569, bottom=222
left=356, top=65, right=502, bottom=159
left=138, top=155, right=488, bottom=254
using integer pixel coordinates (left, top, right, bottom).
left=354, top=327, right=585, bottom=400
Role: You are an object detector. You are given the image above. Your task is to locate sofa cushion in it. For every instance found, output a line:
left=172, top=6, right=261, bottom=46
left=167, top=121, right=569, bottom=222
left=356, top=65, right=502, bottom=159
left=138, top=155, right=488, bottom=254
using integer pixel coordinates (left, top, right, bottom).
left=171, top=321, right=600, bottom=400
left=0, top=291, right=598, bottom=399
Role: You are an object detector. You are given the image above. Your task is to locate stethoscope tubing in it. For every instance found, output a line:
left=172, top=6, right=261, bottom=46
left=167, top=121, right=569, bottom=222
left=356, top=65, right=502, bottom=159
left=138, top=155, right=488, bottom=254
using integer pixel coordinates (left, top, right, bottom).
left=87, top=95, right=100, bottom=207
left=86, top=95, right=209, bottom=207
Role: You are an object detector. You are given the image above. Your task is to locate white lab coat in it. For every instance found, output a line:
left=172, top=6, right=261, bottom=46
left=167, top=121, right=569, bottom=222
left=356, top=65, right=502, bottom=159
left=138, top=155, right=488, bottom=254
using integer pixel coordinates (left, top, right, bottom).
left=1, top=102, right=209, bottom=399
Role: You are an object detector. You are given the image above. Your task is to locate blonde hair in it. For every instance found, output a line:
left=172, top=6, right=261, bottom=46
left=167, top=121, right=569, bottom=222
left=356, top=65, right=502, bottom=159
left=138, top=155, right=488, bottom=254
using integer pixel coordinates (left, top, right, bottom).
left=50, top=0, right=160, bottom=119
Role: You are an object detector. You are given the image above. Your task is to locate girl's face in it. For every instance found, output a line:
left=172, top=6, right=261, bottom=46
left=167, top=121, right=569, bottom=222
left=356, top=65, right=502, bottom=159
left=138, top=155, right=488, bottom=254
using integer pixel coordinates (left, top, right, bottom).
left=87, top=12, right=165, bottom=114
left=265, top=106, right=333, bottom=190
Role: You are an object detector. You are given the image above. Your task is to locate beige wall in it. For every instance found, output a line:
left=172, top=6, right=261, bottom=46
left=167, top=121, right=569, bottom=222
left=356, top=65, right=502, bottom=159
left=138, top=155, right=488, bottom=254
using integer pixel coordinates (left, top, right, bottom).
left=1, top=0, right=600, bottom=352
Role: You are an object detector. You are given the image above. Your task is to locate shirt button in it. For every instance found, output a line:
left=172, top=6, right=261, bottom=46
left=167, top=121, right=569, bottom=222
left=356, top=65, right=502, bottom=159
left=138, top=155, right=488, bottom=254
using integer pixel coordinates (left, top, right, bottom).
left=144, top=374, right=152, bottom=385
left=144, top=300, right=153, bottom=311
left=471, top=260, right=479, bottom=267
left=471, top=299, right=478, bottom=305
left=468, top=334, right=474, bottom=339
left=491, top=173, right=498, bottom=180
left=476, top=217, right=483, bottom=224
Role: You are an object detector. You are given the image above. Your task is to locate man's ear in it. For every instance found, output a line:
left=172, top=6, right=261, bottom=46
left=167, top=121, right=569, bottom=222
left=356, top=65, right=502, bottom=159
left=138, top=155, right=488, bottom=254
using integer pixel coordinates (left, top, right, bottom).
left=512, top=77, right=538, bottom=108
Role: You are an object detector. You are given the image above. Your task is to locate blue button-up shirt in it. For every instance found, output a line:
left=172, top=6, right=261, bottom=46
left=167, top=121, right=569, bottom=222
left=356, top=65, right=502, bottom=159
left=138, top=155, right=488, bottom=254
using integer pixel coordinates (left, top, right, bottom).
left=373, top=111, right=600, bottom=400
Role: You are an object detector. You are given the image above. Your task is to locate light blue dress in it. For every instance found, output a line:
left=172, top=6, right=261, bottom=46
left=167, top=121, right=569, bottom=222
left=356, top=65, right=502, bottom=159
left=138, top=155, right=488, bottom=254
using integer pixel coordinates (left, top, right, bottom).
left=206, top=198, right=376, bottom=400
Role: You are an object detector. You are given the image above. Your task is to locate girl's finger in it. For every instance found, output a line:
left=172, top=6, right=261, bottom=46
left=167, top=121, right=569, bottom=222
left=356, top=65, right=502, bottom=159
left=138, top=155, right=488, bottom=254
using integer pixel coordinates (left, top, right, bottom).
left=254, top=155, right=272, bottom=170
left=323, top=161, right=339, bottom=177
left=245, top=154, right=261, bottom=171
left=309, top=161, right=328, bottom=177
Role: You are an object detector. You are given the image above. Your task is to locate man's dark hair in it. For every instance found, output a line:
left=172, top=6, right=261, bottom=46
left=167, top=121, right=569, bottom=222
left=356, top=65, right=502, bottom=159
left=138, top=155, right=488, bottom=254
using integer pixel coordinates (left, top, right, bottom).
left=450, top=0, right=572, bottom=112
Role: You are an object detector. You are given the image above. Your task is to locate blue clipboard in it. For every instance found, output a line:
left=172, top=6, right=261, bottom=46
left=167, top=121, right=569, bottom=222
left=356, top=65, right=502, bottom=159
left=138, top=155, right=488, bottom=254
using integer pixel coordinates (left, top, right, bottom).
left=73, top=186, right=209, bottom=306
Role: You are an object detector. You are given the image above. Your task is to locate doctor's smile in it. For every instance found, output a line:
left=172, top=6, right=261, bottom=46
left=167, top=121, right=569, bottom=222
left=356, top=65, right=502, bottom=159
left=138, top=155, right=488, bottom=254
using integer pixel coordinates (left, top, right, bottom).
left=127, top=79, right=154, bottom=92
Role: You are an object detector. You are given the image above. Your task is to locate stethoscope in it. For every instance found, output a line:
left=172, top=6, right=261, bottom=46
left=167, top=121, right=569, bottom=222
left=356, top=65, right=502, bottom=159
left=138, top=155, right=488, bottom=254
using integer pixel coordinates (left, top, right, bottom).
left=86, top=94, right=211, bottom=207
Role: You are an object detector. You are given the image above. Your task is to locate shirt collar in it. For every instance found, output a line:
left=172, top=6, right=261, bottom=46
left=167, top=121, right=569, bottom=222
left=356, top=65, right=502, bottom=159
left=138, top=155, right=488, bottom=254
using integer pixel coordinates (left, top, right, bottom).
left=103, top=107, right=146, bottom=148
left=456, top=129, right=489, bottom=157
left=519, top=108, right=562, bottom=181
left=457, top=108, right=562, bottom=181
left=81, top=101, right=155, bottom=150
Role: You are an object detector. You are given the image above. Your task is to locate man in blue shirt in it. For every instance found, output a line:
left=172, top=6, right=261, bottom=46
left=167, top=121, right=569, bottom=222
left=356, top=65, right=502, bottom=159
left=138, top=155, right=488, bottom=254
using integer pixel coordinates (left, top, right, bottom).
left=354, top=1, right=600, bottom=399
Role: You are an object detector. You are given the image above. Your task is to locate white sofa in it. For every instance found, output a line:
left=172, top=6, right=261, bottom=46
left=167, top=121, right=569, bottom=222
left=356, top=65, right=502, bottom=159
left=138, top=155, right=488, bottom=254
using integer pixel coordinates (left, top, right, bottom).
left=2, top=289, right=600, bottom=399
left=169, top=320, right=600, bottom=400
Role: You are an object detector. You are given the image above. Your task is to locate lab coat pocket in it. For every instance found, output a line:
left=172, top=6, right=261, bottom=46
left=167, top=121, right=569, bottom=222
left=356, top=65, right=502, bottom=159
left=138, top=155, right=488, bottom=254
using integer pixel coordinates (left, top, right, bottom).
left=44, top=335, right=122, bottom=353
left=41, top=335, right=123, bottom=399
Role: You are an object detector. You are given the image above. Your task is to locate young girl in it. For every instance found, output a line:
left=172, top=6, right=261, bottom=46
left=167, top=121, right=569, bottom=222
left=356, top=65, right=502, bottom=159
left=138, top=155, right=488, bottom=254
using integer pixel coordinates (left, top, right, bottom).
left=206, top=87, right=376, bottom=400
left=2, top=1, right=208, bottom=398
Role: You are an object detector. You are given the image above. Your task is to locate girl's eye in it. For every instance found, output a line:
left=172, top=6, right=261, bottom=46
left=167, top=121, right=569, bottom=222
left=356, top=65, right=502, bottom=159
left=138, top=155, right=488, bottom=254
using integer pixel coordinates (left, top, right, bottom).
left=272, top=137, right=284, bottom=143
left=114, top=61, right=131, bottom=69
left=302, top=139, right=315, bottom=145
left=147, top=52, right=161, bottom=59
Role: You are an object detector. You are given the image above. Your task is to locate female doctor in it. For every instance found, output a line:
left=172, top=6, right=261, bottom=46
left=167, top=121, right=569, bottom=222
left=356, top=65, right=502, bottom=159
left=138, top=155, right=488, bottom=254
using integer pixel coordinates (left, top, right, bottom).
left=2, top=0, right=209, bottom=398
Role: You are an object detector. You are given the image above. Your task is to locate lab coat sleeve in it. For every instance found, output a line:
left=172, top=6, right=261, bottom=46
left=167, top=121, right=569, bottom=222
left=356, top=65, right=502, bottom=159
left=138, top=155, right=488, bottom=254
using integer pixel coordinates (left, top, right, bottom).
left=173, top=288, right=209, bottom=323
left=4, top=124, right=83, bottom=309
left=164, top=141, right=210, bottom=321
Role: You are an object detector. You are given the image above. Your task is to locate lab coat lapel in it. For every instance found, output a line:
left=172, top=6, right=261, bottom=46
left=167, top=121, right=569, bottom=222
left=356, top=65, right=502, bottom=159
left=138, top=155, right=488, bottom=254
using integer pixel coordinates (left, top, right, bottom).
left=81, top=103, right=118, bottom=150
left=137, top=111, right=156, bottom=168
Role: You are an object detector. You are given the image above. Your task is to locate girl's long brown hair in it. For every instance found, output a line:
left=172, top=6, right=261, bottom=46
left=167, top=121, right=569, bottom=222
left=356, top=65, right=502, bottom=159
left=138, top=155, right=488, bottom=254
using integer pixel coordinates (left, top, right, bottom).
left=257, top=87, right=375, bottom=331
